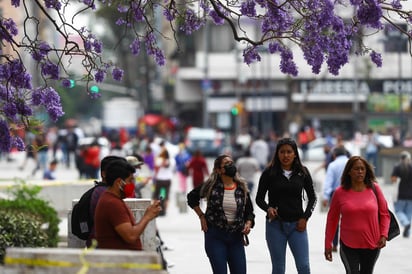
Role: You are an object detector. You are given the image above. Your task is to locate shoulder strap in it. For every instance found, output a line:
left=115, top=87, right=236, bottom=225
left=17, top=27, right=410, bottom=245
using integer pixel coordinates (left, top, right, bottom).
left=370, top=183, right=381, bottom=221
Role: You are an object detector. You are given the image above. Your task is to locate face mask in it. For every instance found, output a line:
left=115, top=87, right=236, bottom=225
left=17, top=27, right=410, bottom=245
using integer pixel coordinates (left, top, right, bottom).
left=119, top=179, right=127, bottom=198
left=224, top=163, right=237, bottom=178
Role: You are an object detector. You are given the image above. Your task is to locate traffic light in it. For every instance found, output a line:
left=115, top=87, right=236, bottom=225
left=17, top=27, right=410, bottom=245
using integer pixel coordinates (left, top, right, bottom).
left=231, top=105, right=239, bottom=116
left=90, top=85, right=100, bottom=93
left=68, top=79, right=75, bottom=88
left=231, top=102, right=244, bottom=116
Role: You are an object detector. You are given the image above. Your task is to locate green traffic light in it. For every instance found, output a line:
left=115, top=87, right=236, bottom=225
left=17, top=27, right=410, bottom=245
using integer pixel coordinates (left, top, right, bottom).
left=90, top=85, right=100, bottom=93
left=69, top=79, right=75, bottom=88
left=231, top=107, right=239, bottom=116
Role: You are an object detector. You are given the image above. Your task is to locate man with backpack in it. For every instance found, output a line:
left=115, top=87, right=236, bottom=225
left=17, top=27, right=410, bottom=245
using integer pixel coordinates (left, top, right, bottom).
left=94, top=159, right=162, bottom=250
left=71, top=155, right=126, bottom=247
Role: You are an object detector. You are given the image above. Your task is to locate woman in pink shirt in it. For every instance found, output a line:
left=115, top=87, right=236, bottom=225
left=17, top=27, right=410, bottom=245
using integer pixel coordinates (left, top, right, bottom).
left=324, top=156, right=390, bottom=274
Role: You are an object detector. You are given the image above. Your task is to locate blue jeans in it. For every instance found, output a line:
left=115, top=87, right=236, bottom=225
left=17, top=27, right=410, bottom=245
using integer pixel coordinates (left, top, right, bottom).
left=394, top=200, right=412, bottom=227
left=365, top=151, right=378, bottom=173
left=266, top=219, right=310, bottom=274
left=204, top=226, right=246, bottom=274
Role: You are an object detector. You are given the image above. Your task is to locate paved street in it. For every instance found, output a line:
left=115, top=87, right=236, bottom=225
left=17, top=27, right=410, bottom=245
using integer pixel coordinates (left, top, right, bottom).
left=157, top=161, right=412, bottom=274
left=0, top=152, right=411, bottom=273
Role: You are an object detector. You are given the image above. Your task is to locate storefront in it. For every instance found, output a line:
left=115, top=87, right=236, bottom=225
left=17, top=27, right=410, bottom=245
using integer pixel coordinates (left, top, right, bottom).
left=290, top=79, right=412, bottom=139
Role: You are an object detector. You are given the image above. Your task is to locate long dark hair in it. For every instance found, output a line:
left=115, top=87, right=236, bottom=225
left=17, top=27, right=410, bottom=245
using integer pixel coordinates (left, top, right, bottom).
left=267, top=137, right=307, bottom=176
left=340, top=156, right=376, bottom=190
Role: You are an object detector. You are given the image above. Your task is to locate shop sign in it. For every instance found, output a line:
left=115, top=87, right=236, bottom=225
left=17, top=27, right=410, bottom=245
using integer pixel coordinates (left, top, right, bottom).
left=299, top=80, right=412, bottom=96
left=300, top=80, right=370, bottom=95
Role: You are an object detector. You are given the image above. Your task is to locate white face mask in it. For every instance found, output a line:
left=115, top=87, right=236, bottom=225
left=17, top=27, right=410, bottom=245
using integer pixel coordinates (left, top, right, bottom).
left=119, top=179, right=127, bottom=196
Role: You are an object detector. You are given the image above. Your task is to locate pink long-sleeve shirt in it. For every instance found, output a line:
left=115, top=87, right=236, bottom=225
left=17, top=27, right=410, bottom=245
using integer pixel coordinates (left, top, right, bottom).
left=325, top=183, right=390, bottom=249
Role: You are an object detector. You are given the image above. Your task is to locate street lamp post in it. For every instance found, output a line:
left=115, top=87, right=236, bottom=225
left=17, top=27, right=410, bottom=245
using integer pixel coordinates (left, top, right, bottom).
left=383, top=24, right=408, bottom=144
left=202, top=22, right=210, bottom=128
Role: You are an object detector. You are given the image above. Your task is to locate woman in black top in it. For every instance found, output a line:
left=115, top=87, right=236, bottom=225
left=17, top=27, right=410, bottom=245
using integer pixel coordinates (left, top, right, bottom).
left=391, top=150, right=412, bottom=237
left=255, top=138, right=317, bottom=274
left=187, top=154, right=255, bottom=274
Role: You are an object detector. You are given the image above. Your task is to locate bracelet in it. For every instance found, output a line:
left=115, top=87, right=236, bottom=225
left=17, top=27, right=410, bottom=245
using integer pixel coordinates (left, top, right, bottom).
left=199, top=213, right=205, bottom=219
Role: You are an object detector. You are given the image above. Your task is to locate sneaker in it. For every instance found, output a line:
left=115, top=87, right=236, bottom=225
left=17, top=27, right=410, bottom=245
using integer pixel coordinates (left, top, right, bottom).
left=403, top=224, right=411, bottom=238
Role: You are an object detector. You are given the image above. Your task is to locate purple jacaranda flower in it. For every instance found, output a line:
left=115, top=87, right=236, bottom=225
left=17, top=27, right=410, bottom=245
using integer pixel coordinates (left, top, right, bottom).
left=130, top=38, right=140, bottom=55
left=131, top=3, right=145, bottom=22
left=61, top=79, right=73, bottom=88
left=279, top=47, right=298, bottom=76
left=12, top=136, right=25, bottom=151
left=243, top=47, right=261, bottom=65
left=35, top=87, right=64, bottom=122
left=31, top=86, right=64, bottom=121
left=95, top=70, right=106, bottom=83
left=391, top=0, right=402, bottom=9
left=112, top=67, right=124, bottom=81
left=31, top=87, right=43, bottom=106
left=41, top=61, right=59, bottom=80
left=145, top=33, right=166, bottom=66
left=44, top=0, right=62, bottom=10
left=31, top=42, right=51, bottom=62
left=0, top=119, right=11, bottom=152
left=116, top=18, right=126, bottom=26
left=0, top=18, right=18, bottom=43
left=3, top=101, right=18, bottom=120
left=179, top=9, right=204, bottom=35
left=83, top=0, right=95, bottom=8
left=357, top=0, right=382, bottom=29
left=93, top=39, right=103, bottom=54
left=209, top=10, right=224, bottom=25
left=1, top=60, right=32, bottom=89
left=370, top=51, right=383, bottom=67
left=240, top=1, right=256, bottom=17
left=11, top=0, right=20, bottom=7
left=163, top=8, right=175, bottom=21
left=117, top=5, right=128, bottom=13
left=16, top=100, right=33, bottom=117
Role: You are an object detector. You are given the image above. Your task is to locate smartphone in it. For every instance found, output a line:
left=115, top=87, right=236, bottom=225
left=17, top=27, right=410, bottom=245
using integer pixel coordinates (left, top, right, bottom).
left=159, top=187, right=166, bottom=201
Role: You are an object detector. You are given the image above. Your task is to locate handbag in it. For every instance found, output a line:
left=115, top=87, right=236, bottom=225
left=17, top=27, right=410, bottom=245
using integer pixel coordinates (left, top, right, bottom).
left=387, top=210, right=400, bottom=241
left=371, top=184, right=400, bottom=241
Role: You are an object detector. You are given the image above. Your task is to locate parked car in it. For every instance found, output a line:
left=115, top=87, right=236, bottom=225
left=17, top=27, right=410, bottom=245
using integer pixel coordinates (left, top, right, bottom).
left=185, top=127, right=225, bottom=157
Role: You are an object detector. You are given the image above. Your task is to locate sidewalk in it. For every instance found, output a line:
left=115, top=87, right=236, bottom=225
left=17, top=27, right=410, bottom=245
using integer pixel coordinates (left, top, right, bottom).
left=2, top=154, right=411, bottom=273
left=157, top=170, right=412, bottom=274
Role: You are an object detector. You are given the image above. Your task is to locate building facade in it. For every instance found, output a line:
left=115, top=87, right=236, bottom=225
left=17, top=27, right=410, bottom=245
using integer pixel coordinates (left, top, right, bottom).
left=173, top=20, right=412, bottom=140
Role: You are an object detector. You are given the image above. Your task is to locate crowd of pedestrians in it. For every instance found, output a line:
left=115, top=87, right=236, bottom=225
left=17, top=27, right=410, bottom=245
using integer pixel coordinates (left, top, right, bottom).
left=7, top=121, right=412, bottom=273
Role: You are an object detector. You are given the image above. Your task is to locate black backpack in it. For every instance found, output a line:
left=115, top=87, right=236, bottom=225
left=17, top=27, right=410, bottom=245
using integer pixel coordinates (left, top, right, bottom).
left=71, top=181, right=106, bottom=240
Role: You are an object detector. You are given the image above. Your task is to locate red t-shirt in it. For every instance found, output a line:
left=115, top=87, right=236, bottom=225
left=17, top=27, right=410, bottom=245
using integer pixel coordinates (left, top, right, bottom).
left=95, top=191, right=142, bottom=250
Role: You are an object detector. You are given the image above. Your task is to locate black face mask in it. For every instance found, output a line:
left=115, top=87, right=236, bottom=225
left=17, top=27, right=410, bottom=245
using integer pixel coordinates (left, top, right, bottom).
left=224, top=163, right=237, bottom=178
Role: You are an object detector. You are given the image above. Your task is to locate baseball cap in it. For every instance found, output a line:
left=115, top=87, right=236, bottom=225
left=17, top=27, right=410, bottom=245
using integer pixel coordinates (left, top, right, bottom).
left=401, top=151, right=411, bottom=160
left=126, top=155, right=144, bottom=167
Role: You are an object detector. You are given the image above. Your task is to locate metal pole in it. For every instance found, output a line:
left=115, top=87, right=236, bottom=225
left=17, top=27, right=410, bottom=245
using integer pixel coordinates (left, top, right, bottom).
left=399, top=38, right=404, bottom=143
left=202, top=22, right=209, bottom=128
